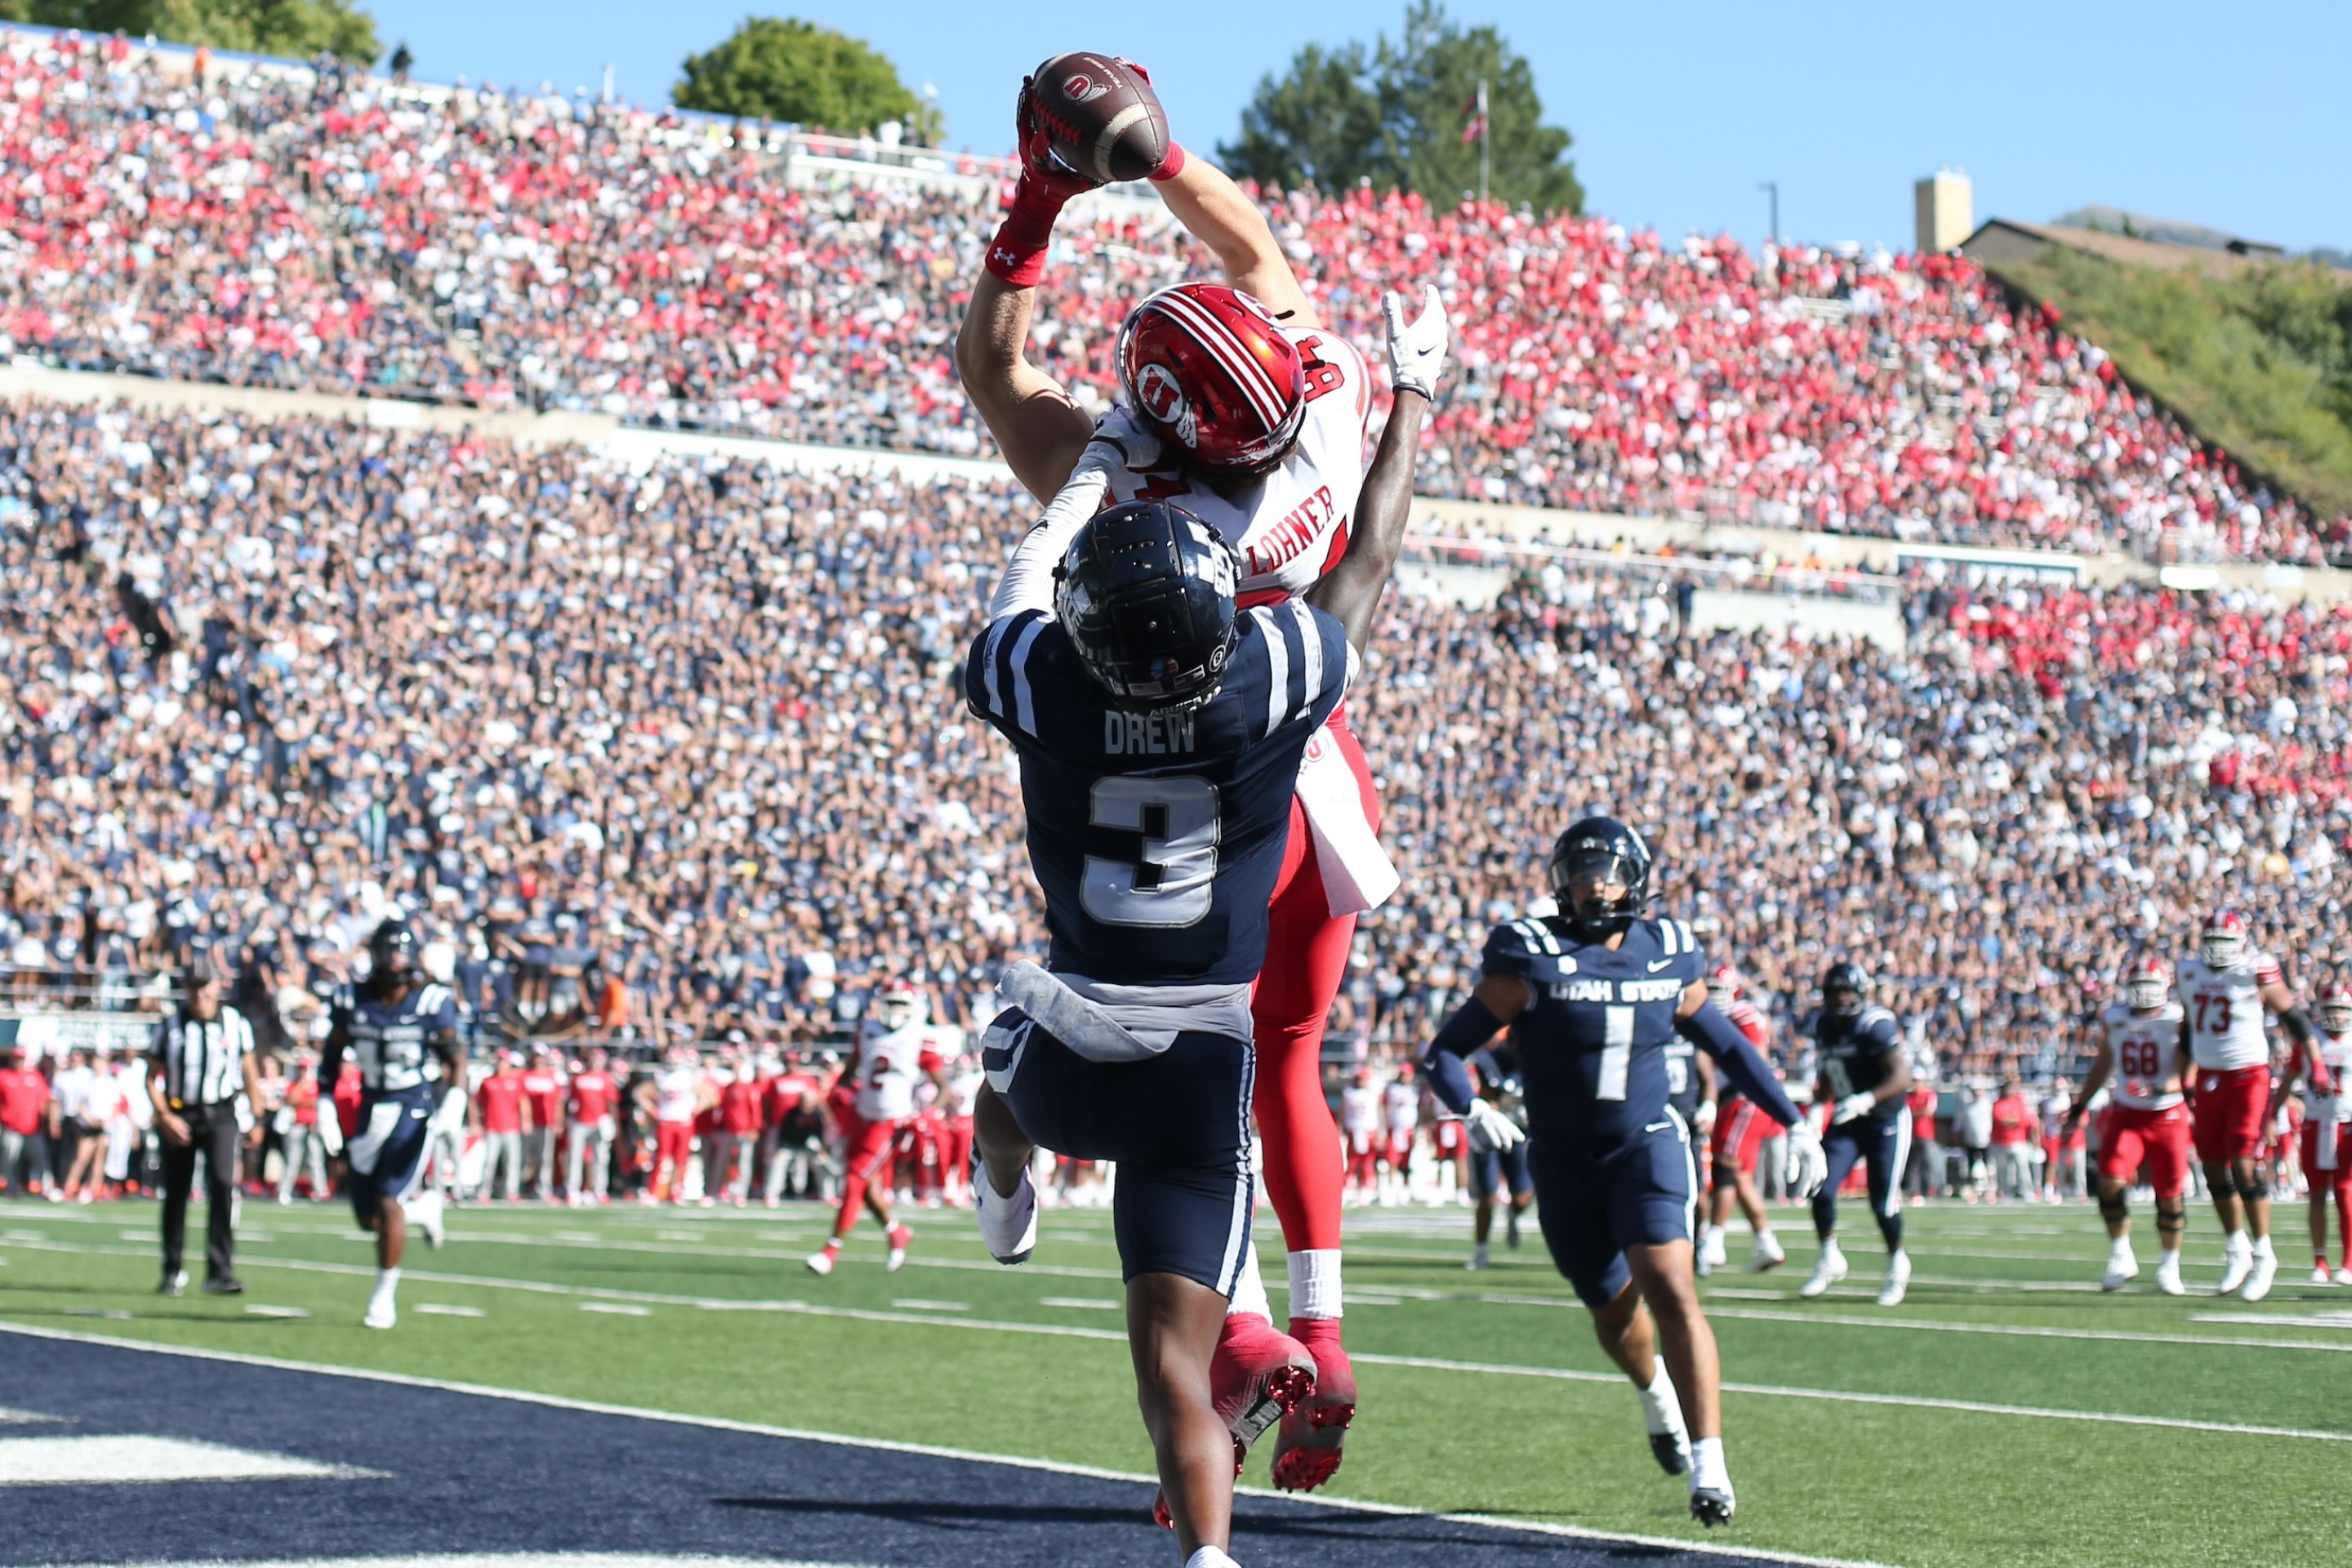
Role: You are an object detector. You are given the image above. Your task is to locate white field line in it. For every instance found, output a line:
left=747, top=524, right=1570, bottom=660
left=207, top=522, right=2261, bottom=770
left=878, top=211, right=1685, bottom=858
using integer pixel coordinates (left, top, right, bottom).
left=0, top=1320, right=1895, bottom=1568
left=6, top=1241, right=2349, bottom=1446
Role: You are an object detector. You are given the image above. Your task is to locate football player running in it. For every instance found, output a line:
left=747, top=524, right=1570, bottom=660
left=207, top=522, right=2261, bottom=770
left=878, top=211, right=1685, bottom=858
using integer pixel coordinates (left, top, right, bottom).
left=2285, top=985, right=2352, bottom=1285
left=960, top=320, right=1432, bottom=1568
left=1420, top=820, right=1825, bottom=1526
left=2065, top=956, right=2191, bottom=1294
left=1463, top=1036, right=1534, bottom=1271
left=808, top=982, right=956, bottom=1276
left=2177, top=910, right=2319, bottom=1301
left=957, top=64, right=1433, bottom=1490
left=320, top=920, right=461, bottom=1330
left=1798, top=963, right=1916, bottom=1307
left=1696, top=965, right=1787, bottom=1277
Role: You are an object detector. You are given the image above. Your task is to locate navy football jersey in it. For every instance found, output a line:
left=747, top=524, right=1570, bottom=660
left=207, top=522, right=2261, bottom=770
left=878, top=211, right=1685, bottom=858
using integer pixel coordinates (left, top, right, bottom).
left=331, top=981, right=458, bottom=1094
left=1480, top=913, right=1707, bottom=1149
left=1808, top=1004, right=1904, bottom=1116
left=965, top=599, right=1348, bottom=987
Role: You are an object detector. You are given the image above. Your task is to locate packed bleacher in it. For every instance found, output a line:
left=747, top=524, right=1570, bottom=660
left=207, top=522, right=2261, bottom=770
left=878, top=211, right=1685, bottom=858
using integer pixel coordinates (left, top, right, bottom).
left=2, top=395, right=2348, bottom=1098
left=0, top=30, right=2341, bottom=566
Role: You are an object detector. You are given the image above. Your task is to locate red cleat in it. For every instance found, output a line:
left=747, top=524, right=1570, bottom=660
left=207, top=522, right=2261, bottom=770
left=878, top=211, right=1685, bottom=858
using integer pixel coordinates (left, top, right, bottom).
left=1150, top=1312, right=1316, bottom=1527
left=1271, top=1318, right=1354, bottom=1492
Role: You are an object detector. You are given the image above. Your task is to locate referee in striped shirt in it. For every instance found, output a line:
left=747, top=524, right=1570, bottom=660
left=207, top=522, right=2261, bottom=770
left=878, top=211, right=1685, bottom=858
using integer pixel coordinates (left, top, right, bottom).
left=148, top=958, right=265, bottom=1296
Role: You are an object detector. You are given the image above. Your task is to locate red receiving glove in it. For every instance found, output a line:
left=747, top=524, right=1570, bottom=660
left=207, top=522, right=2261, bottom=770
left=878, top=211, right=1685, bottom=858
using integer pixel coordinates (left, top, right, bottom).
left=986, top=74, right=1095, bottom=288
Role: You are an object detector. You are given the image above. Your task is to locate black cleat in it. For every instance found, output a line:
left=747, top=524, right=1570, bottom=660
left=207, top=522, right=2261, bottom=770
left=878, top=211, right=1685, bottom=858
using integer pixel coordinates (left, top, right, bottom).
left=157, top=1272, right=187, bottom=1298
left=1650, top=1431, right=1691, bottom=1475
left=1690, top=1486, right=1736, bottom=1526
left=201, top=1276, right=244, bottom=1295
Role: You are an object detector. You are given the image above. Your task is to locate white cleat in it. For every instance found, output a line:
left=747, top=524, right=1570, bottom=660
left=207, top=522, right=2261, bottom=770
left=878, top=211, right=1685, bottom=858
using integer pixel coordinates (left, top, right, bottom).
left=804, top=1247, right=837, bottom=1276
left=2240, top=1250, right=2278, bottom=1303
left=1747, top=1232, right=1787, bottom=1273
left=973, top=1152, right=1037, bottom=1265
left=1466, top=1242, right=1490, bottom=1271
left=885, top=1226, right=913, bottom=1274
left=1876, top=1250, right=1911, bottom=1307
left=2101, top=1248, right=2140, bottom=1292
left=2216, top=1248, right=2252, bottom=1296
left=363, top=1306, right=396, bottom=1330
left=2336, top=1267, right=2352, bottom=1287
left=2312, top=1267, right=2337, bottom=1286
left=1697, top=1230, right=1728, bottom=1275
left=412, top=1192, right=446, bottom=1251
left=2154, top=1255, right=2185, bottom=1295
left=1798, top=1250, right=1847, bottom=1299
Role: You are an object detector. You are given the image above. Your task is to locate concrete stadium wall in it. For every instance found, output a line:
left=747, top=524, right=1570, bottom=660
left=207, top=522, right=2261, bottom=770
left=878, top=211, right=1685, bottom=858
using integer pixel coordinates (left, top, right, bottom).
left=6, top=361, right=2345, bottom=605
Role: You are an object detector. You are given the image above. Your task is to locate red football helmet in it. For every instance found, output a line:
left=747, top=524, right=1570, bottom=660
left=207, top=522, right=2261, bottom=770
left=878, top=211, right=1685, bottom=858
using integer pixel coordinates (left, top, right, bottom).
left=1117, top=283, right=1307, bottom=474
left=1707, top=964, right=1741, bottom=1012
left=2319, top=985, right=2352, bottom=1035
left=2122, top=955, right=2172, bottom=1013
left=2200, top=909, right=2248, bottom=971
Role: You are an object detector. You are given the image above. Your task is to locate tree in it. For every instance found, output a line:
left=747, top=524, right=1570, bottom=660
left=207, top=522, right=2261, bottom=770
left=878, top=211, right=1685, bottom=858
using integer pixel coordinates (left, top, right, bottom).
left=674, top=16, right=939, bottom=142
left=1221, top=1, right=1582, bottom=215
left=0, top=0, right=379, bottom=60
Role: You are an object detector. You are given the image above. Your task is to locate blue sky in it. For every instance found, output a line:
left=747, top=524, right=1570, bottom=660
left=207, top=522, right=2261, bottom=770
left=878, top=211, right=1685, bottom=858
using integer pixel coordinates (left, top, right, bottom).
left=371, top=0, right=2348, bottom=253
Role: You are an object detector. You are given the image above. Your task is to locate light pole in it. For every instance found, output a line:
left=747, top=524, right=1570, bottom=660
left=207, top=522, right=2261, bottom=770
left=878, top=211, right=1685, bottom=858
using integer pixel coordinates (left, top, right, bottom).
left=1759, top=181, right=1780, bottom=244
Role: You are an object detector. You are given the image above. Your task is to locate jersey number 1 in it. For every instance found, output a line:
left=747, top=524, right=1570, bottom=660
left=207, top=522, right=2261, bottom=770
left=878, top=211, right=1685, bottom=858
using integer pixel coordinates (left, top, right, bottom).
left=1597, top=1006, right=1633, bottom=1101
left=1081, top=776, right=1221, bottom=929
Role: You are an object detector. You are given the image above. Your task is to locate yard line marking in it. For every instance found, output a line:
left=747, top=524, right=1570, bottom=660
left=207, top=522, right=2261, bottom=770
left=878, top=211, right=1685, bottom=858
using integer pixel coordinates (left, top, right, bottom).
left=243, top=1305, right=310, bottom=1320
left=887, top=1299, right=969, bottom=1312
left=577, top=1302, right=650, bottom=1316
left=415, top=1304, right=486, bottom=1318
left=0, top=1434, right=378, bottom=1486
left=38, top=1557, right=867, bottom=1568
left=1704, top=1307, right=2352, bottom=1355
left=0, top=1321, right=1895, bottom=1568
left=1039, top=1296, right=1120, bottom=1310
left=7, top=1243, right=2345, bottom=1446
left=2194, top=1311, right=2352, bottom=1331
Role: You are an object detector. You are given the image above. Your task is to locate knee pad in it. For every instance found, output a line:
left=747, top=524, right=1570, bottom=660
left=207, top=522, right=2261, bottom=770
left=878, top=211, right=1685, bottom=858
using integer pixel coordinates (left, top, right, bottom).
left=2239, top=1176, right=2273, bottom=1202
left=2154, top=1199, right=2187, bottom=1232
left=2205, top=1168, right=2236, bottom=1200
left=2096, top=1188, right=2128, bottom=1225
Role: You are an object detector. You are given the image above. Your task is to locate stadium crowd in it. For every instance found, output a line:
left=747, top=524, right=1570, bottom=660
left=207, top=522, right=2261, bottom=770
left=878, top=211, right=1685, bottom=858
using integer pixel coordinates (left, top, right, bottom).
left=0, top=29, right=2339, bottom=565
left=2, top=394, right=2349, bottom=1095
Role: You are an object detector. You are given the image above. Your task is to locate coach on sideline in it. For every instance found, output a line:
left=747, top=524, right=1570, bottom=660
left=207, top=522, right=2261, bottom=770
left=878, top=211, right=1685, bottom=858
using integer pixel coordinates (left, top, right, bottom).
left=149, top=957, right=265, bottom=1296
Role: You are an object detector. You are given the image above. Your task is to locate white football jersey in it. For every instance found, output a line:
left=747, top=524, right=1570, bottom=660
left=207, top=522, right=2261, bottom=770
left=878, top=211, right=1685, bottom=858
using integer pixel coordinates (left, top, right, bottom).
left=2102, top=1001, right=2185, bottom=1110
left=1340, top=1084, right=1383, bottom=1135
left=854, top=1022, right=958, bottom=1122
left=2305, top=1031, right=2352, bottom=1122
left=2177, top=951, right=2283, bottom=1071
left=654, top=1067, right=702, bottom=1123
left=1383, top=1079, right=1419, bottom=1134
left=1093, top=324, right=1373, bottom=605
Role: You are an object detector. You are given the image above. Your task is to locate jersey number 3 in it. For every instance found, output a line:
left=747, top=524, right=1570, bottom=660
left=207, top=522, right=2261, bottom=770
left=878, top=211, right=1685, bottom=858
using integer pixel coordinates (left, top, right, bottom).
left=1081, top=776, right=1221, bottom=929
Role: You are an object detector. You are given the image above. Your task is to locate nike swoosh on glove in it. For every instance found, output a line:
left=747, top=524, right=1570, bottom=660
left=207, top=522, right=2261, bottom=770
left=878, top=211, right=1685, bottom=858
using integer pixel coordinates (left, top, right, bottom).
left=1383, top=284, right=1450, bottom=401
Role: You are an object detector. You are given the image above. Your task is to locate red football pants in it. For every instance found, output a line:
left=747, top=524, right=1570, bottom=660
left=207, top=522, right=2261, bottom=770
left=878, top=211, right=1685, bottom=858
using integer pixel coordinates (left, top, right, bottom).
left=653, top=1120, right=694, bottom=1199
left=1251, top=718, right=1379, bottom=1256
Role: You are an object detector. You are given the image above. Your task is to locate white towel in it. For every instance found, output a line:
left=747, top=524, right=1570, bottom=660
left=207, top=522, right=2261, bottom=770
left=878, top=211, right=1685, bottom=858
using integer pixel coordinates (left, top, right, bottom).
left=1294, top=722, right=1399, bottom=917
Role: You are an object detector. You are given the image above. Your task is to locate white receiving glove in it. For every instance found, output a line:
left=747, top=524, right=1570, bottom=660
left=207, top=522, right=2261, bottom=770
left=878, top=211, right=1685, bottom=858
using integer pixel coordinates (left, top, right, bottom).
left=1692, top=1099, right=1718, bottom=1137
left=1782, top=1119, right=1829, bottom=1199
left=1383, top=284, right=1450, bottom=401
left=1463, top=1099, right=1526, bottom=1154
left=314, top=1111, right=344, bottom=1157
left=1833, top=1092, right=1880, bottom=1126
left=431, top=1084, right=470, bottom=1137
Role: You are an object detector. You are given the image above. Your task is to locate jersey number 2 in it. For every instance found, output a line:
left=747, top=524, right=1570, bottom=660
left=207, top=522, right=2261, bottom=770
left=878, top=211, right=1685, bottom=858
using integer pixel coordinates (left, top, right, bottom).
left=1081, top=776, right=1221, bottom=929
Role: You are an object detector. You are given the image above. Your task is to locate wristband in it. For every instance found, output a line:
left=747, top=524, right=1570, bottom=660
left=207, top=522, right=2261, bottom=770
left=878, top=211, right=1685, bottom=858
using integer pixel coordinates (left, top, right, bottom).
left=1148, top=141, right=1187, bottom=183
left=984, top=172, right=1071, bottom=289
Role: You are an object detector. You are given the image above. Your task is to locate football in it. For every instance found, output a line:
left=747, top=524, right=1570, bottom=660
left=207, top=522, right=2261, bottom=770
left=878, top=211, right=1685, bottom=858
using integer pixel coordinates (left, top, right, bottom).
left=1027, top=51, right=1170, bottom=185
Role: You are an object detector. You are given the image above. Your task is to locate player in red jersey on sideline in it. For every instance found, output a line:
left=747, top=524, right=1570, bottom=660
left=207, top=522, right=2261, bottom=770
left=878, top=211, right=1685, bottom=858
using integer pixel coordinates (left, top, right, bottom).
left=2286, top=986, right=2352, bottom=1284
left=2177, top=910, right=2319, bottom=1301
left=1695, top=966, right=1786, bottom=1276
left=2068, top=956, right=2191, bottom=1294
left=956, top=60, right=1448, bottom=1490
left=808, top=984, right=956, bottom=1276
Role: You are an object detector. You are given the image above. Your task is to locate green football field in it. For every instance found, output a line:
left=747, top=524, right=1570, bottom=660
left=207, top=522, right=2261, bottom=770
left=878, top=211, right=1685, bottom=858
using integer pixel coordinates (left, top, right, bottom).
left=2, top=1192, right=2345, bottom=1568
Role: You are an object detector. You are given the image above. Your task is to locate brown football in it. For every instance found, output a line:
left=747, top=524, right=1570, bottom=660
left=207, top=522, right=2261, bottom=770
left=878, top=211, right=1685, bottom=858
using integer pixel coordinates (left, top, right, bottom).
left=1028, top=52, right=1170, bottom=185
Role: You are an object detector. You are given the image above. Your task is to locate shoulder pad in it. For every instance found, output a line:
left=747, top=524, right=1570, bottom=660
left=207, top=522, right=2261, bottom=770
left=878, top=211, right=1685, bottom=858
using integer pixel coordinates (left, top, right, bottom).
left=1483, top=918, right=1564, bottom=978
left=1860, top=1006, right=1900, bottom=1041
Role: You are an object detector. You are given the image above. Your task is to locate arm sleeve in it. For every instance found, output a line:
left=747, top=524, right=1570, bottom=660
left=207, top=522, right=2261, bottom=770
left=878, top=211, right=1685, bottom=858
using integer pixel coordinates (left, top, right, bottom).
left=1422, top=996, right=1503, bottom=1116
left=1678, top=1001, right=1802, bottom=1127
left=987, top=439, right=1120, bottom=620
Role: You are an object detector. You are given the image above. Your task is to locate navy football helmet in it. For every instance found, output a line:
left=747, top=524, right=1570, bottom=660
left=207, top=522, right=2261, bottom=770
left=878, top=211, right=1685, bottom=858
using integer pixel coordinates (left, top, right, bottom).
left=368, top=918, right=419, bottom=985
left=1546, top=817, right=1653, bottom=937
left=1820, top=961, right=1873, bottom=1017
left=1053, top=500, right=1240, bottom=710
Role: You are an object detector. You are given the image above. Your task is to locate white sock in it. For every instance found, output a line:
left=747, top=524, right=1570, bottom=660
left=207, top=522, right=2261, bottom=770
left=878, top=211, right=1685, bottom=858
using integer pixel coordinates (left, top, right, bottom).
left=1227, top=1244, right=1272, bottom=1321
left=2159, top=1244, right=2181, bottom=1262
left=1690, top=1435, right=1729, bottom=1492
left=1637, top=1361, right=1685, bottom=1437
left=370, top=1267, right=401, bottom=1313
left=1701, top=1223, right=1725, bottom=1245
left=1287, top=1249, right=1343, bottom=1321
left=2252, top=1234, right=2274, bottom=1260
left=2225, top=1231, right=2250, bottom=1257
left=1183, top=1547, right=1240, bottom=1568
left=1820, top=1237, right=1845, bottom=1263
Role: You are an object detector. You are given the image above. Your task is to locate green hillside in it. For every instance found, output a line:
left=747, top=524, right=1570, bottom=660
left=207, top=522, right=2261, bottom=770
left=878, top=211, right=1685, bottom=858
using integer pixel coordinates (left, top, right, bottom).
left=1990, top=246, right=2352, bottom=528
